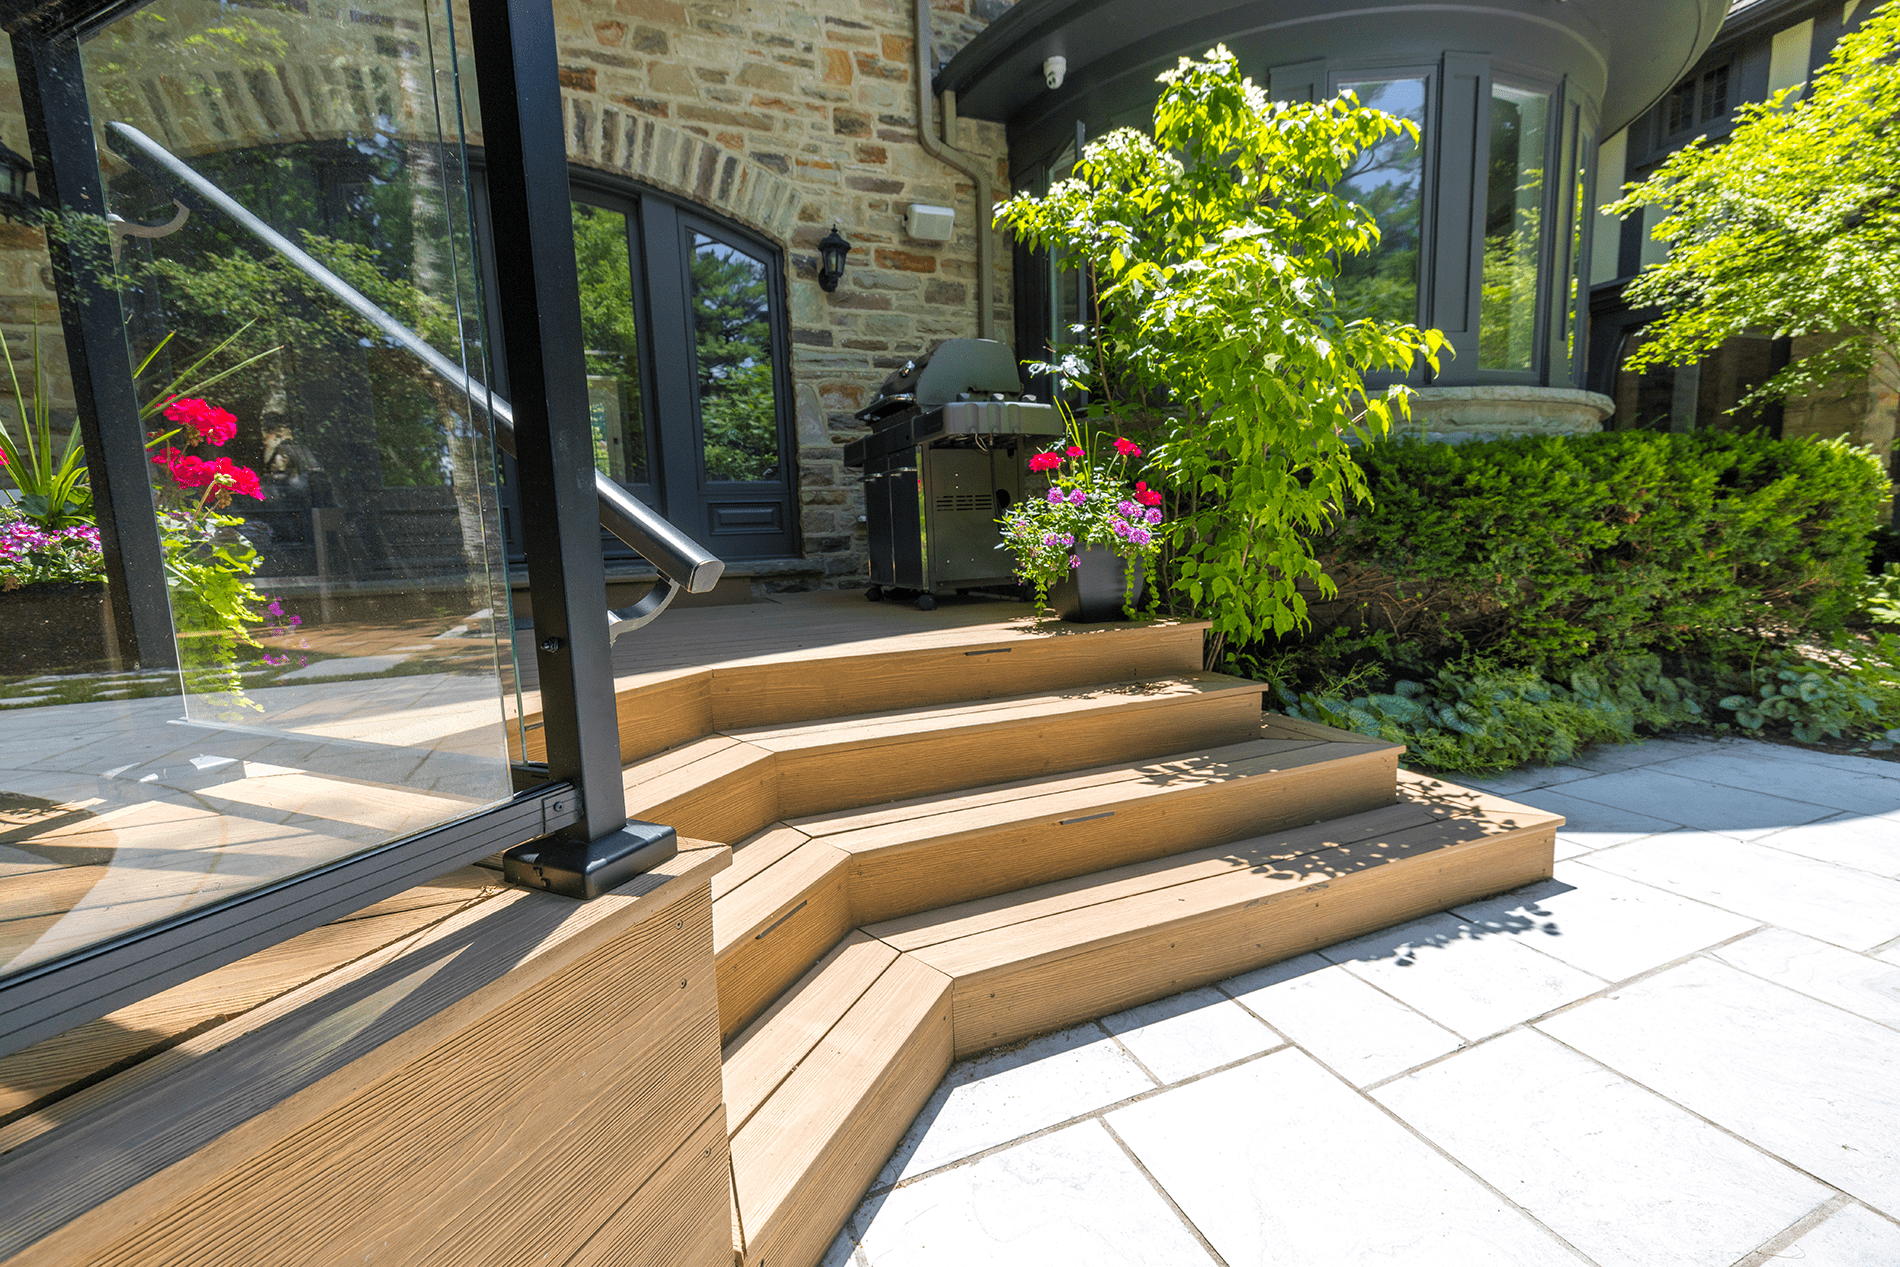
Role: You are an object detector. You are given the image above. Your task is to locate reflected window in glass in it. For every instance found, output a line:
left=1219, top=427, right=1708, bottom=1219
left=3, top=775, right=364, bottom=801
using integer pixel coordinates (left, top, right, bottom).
left=1333, top=77, right=1427, bottom=325
left=1481, top=82, right=1550, bottom=372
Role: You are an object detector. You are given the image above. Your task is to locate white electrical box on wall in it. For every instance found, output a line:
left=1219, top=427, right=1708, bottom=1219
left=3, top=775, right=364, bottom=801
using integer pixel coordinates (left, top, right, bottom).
left=905, top=203, right=955, bottom=242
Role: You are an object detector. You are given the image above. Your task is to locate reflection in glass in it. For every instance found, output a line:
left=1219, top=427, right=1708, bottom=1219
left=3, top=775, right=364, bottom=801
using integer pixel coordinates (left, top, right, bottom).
left=1566, top=119, right=1591, bottom=371
left=691, top=234, right=779, bottom=483
left=572, top=202, right=649, bottom=486
left=0, top=0, right=516, bottom=983
left=1482, top=83, right=1550, bottom=371
left=1334, top=78, right=1427, bottom=324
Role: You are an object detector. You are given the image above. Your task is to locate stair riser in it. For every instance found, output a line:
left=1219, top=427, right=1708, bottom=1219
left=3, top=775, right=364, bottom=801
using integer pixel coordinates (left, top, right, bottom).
left=717, top=867, right=854, bottom=1046
left=710, top=624, right=1206, bottom=731
left=944, top=826, right=1556, bottom=1057
left=844, top=748, right=1401, bottom=926
left=639, top=758, right=781, bottom=846
left=771, top=690, right=1265, bottom=820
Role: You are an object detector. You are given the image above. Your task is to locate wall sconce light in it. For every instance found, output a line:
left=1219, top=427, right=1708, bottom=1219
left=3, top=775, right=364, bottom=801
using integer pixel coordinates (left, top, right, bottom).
left=818, top=225, right=852, bottom=293
left=0, top=141, right=39, bottom=224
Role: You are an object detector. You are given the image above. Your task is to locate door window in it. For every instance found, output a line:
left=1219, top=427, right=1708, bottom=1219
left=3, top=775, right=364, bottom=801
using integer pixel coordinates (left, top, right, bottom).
left=480, top=180, right=796, bottom=561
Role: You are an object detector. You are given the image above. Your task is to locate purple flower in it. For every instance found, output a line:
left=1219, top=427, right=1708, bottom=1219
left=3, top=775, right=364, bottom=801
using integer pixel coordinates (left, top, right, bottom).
left=1111, top=520, right=1131, bottom=538
left=1058, top=533, right=1074, bottom=547
left=268, top=599, right=284, bottom=617
left=1047, top=486, right=1063, bottom=505
left=1145, top=507, right=1163, bottom=524
left=1042, top=533, right=1058, bottom=547
left=1118, top=500, right=1138, bottom=517
left=1068, top=488, right=1087, bottom=505
left=1068, top=555, right=1081, bottom=569
left=1130, top=526, right=1152, bottom=546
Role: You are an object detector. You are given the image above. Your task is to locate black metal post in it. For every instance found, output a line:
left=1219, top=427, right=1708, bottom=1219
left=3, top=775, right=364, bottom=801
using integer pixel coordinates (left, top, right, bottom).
left=467, top=0, right=674, bottom=896
left=13, top=33, right=176, bottom=669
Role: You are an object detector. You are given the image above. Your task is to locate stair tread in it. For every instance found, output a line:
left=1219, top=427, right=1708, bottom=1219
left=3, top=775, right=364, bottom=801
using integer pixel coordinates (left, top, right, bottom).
left=905, top=805, right=1559, bottom=982
left=866, top=778, right=1561, bottom=955
left=792, top=736, right=1397, bottom=855
left=712, top=839, right=847, bottom=960
left=722, top=931, right=897, bottom=1139
left=729, top=953, right=951, bottom=1267
left=726, top=673, right=1259, bottom=753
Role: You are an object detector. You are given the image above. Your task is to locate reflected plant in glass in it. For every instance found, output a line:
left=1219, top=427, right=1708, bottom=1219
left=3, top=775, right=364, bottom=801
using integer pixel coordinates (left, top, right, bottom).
left=0, top=329, right=92, bottom=528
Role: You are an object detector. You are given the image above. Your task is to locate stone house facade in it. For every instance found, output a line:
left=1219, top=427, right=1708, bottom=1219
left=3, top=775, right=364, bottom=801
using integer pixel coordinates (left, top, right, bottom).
left=545, top=0, right=1015, bottom=584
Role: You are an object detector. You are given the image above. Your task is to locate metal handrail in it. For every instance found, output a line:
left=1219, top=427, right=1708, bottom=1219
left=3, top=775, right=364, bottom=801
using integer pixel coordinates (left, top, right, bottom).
left=103, top=122, right=726, bottom=611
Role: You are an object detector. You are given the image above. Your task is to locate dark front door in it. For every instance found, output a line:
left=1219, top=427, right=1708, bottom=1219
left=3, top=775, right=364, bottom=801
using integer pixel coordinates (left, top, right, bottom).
left=482, top=175, right=799, bottom=562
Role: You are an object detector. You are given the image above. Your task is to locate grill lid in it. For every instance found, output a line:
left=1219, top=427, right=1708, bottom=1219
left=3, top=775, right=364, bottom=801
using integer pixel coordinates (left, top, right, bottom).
left=855, top=338, right=1024, bottom=423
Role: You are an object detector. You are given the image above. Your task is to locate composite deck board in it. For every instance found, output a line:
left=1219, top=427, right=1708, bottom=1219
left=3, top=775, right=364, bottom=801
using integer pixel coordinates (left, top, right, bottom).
left=720, top=932, right=898, bottom=1138
left=712, top=839, right=853, bottom=1042
left=0, top=867, right=497, bottom=1125
left=816, top=740, right=1402, bottom=924
left=729, top=952, right=952, bottom=1267
left=710, top=823, right=812, bottom=904
left=936, top=827, right=1557, bottom=1055
left=0, top=847, right=730, bottom=1264
left=861, top=800, right=1442, bottom=953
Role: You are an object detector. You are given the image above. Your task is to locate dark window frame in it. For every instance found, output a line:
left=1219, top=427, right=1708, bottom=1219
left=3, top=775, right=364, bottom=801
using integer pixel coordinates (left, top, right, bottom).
left=481, top=165, right=800, bottom=564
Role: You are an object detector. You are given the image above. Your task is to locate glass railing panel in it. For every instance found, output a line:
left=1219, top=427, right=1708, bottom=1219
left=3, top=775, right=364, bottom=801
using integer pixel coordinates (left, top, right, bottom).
left=0, top=0, right=516, bottom=981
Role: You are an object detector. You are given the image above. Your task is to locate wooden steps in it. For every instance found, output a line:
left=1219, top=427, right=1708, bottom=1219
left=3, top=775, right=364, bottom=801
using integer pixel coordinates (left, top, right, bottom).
left=590, top=604, right=1564, bottom=1267
left=724, top=937, right=951, bottom=1267
left=706, top=733, right=1404, bottom=1040
left=719, top=772, right=1560, bottom=1267
left=624, top=672, right=1265, bottom=843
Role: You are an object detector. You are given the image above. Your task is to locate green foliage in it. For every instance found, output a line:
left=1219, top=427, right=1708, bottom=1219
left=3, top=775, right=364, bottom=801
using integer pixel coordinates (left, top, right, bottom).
left=995, top=47, right=1449, bottom=658
left=1228, top=428, right=1900, bottom=770
left=0, top=330, right=91, bottom=527
left=1860, top=562, right=1900, bottom=624
left=1325, top=430, right=1889, bottom=673
left=691, top=241, right=779, bottom=482
left=162, top=509, right=270, bottom=708
left=1257, top=646, right=1705, bottom=772
left=1611, top=1, right=1900, bottom=410
left=1711, top=641, right=1900, bottom=743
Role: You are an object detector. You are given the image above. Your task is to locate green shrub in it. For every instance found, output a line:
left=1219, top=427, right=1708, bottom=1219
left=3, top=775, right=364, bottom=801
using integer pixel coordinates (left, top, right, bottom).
left=1322, top=430, right=1888, bottom=673
left=1229, top=430, right=1900, bottom=770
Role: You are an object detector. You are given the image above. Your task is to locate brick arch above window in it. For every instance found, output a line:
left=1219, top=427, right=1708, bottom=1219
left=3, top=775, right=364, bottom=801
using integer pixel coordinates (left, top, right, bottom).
left=559, top=93, right=806, bottom=247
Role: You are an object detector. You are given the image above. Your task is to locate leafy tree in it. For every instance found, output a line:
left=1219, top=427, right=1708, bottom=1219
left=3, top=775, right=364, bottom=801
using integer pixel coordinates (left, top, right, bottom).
left=1611, top=1, right=1900, bottom=410
left=996, top=46, right=1449, bottom=660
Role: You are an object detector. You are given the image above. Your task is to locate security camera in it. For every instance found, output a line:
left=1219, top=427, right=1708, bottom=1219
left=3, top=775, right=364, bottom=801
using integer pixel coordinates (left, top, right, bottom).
left=1042, top=56, right=1067, bottom=91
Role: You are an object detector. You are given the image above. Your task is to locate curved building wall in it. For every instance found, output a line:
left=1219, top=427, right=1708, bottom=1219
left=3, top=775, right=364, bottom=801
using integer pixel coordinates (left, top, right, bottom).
left=950, top=0, right=1726, bottom=392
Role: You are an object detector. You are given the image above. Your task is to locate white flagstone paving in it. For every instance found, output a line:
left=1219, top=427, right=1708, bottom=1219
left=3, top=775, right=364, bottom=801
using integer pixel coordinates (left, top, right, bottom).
left=830, top=737, right=1900, bottom=1266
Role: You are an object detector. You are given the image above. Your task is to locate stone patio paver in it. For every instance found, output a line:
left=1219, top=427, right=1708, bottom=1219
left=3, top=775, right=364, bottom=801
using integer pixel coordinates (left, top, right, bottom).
left=831, top=737, right=1900, bottom=1266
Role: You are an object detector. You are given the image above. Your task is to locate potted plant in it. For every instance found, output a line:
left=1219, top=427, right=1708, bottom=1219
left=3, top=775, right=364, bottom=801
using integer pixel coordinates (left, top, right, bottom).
left=999, top=409, right=1168, bottom=622
left=0, top=327, right=283, bottom=686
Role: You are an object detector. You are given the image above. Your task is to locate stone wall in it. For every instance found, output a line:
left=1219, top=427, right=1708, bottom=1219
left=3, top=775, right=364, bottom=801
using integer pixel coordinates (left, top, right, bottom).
left=548, top=0, right=1014, bottom=582
left=1779, top=335, right=1898, bottom=475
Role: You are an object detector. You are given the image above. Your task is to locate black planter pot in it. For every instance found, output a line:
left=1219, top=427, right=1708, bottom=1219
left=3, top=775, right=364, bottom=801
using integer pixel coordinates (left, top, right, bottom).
left=0, top=582, right=114, bottom=675
left=1046, top=546, right=1145, bottom=623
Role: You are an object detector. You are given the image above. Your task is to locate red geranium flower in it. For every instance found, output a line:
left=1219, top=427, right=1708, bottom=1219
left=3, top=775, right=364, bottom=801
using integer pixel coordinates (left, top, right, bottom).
left=1114, top=437, right=1142, bottom=458
left=1135, top=480, right=1164, bottom=507
left=163, top=397, right=239, bottom=447
left=207, top=456, right=263, bottom=502
left=1028, top=451, right=1063, bottom=473
left=1065, top=445, right=1085, bottom=457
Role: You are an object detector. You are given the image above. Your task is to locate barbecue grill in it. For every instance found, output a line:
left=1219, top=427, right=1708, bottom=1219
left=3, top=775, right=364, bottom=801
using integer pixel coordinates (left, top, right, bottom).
left=844, top=339, right=1064, bottom=610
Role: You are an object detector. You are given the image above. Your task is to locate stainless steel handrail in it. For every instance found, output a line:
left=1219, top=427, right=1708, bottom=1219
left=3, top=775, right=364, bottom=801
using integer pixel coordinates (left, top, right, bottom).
left=104, top=121, right=726, bottom=600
